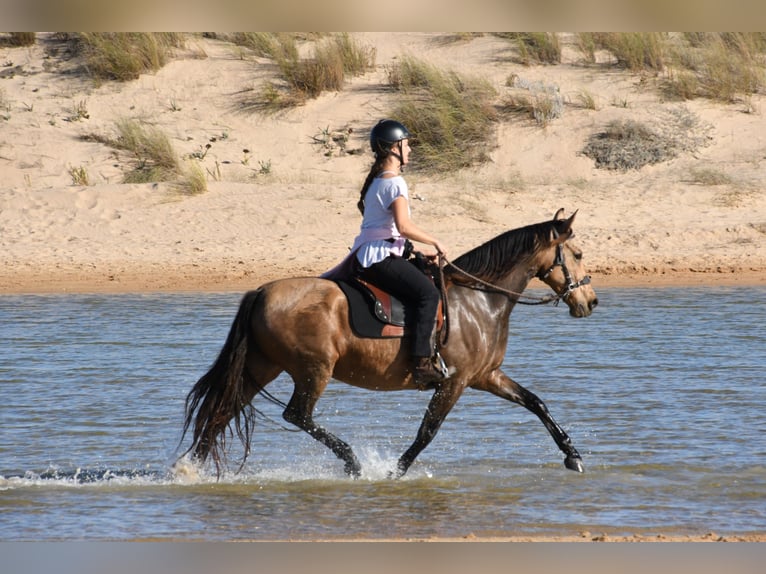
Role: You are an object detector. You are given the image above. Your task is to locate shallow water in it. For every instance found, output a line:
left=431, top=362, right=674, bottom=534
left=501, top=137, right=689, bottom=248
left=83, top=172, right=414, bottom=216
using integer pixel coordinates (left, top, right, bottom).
left=0, top=287, right=764, bottom=540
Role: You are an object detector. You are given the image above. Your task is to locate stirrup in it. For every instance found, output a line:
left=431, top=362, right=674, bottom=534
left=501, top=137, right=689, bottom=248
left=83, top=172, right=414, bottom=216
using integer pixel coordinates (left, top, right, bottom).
left=413, top=354, right=448, bottom=389
left=433, top=351, right=449, bottom=378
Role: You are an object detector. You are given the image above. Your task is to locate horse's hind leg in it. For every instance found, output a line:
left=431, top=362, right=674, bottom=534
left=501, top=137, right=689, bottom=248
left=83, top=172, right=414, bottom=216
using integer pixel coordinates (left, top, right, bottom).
left=282, top=372, right=362, bottom=478
left=477, top=369, right=584, bottom=472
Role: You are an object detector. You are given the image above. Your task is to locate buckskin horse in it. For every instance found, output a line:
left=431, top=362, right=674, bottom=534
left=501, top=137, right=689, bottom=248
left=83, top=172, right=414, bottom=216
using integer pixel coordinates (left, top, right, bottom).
left=180, top=209, right=598, bottom=478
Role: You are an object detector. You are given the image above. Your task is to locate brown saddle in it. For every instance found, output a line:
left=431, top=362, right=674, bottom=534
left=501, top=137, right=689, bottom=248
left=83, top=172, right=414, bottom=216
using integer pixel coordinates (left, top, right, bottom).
left=336, top=276, right=444, bottom=339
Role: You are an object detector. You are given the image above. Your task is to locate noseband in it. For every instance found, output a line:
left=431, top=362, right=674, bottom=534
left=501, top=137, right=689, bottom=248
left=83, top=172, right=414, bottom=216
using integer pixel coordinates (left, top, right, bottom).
left=539, top=243, right=591, bottom=301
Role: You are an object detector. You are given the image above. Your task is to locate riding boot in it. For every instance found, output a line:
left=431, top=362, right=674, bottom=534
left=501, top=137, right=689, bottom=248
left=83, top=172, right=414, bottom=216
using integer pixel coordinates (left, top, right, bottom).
left=413, top=356, right=444, bottom=390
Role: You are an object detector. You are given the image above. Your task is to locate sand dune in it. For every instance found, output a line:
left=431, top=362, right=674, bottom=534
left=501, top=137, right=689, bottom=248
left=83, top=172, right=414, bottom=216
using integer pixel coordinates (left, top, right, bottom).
left=1, top=33, right=764, bottom=294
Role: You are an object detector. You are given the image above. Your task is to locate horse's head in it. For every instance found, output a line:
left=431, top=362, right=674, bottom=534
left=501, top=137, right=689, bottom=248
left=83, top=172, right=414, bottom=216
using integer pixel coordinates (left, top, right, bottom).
left=536, top=209, right=598, bottom=318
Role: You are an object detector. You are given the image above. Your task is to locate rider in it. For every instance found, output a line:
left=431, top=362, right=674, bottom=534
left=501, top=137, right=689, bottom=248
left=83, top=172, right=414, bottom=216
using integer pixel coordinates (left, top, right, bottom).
left=353, top=119, right=448, bottom=388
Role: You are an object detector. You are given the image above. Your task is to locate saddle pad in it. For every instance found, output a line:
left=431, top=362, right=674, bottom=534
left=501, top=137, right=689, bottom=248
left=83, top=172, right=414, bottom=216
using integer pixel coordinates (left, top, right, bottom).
left=336, top=280, right=405, bottom=339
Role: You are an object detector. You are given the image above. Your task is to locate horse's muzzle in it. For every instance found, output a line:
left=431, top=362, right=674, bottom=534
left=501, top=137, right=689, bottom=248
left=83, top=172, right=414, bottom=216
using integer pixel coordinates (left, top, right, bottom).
left=569, top=296, right=598, bottom=318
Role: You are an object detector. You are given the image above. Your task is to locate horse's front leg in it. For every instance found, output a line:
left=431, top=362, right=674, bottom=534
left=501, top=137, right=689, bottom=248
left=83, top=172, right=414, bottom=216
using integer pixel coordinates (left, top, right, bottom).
left=283, top=384, right=362, bottom=478
left=391, top=383, right=465, bottom=479
left=476, top=369, right=584, bottom=472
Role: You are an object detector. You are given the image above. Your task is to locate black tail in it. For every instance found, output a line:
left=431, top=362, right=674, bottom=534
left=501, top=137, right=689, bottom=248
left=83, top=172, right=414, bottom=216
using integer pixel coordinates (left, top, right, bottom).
left=180, top=289, right=262, bottom=475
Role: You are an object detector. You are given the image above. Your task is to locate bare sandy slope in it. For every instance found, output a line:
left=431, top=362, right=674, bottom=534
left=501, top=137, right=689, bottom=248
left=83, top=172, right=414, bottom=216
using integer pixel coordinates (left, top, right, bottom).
left=1, top=33, right=765, bottom=294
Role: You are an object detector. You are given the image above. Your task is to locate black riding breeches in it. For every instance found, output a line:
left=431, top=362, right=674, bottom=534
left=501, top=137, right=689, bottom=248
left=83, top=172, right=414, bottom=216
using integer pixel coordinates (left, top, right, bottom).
left=357, top=255, right=440, bottom=358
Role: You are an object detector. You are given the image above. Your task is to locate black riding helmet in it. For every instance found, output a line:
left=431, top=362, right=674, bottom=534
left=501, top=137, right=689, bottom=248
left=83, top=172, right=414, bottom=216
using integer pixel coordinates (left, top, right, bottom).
left=369, top=119, right=411, bottom=162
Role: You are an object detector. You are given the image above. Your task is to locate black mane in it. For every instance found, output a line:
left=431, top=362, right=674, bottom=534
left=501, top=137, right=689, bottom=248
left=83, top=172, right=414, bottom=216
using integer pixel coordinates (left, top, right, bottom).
left=448, top=219, right=563, bottom=284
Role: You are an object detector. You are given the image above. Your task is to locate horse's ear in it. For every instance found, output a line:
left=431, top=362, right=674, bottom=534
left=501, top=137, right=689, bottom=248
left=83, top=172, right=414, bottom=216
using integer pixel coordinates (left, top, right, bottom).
left=564, top=210, right=578, bottom=230
left=551, top=210, right=577, bottom=243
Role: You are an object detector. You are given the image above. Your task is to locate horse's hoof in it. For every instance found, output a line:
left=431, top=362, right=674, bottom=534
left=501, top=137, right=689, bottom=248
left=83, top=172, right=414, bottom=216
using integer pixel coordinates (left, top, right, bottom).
left=564, top=455, right=584, bottom=473
left=345, top=462, right=362, bottom=479
left=387, top=464, right=406, bottom=480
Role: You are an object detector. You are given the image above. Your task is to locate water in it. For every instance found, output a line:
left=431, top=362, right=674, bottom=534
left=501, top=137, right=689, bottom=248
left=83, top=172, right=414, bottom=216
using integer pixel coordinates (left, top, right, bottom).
left=0, top=287, right=764, bottom=541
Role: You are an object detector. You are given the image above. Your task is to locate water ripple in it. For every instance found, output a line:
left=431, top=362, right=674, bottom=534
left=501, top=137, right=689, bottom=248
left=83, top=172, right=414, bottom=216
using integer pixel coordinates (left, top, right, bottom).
left=0, top=287, right=764, bottom=540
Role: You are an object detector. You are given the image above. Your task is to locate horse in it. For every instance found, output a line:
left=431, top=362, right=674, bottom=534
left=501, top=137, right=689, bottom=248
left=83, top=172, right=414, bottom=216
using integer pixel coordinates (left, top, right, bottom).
left=180, top=209, right=598, bottom=478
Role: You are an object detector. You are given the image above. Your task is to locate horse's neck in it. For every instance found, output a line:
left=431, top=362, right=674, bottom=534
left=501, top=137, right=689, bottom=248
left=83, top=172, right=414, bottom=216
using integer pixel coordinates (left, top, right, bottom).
left=449, top=264, right=534, bottom=321
left=485, top=263, right=535, bottom=298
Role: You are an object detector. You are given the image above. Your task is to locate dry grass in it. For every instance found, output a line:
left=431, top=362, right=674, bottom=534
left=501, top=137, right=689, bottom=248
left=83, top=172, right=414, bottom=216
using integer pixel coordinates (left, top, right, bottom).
left=501, top=76, right=564, bottom=126
left=0, top=86, right=10, bottom=120
left=574, top=90, right=599, bottom=110
left=495, top=33, right=561, bottom=65
left=239, top=33, right=375, bottom=113
left=581, top=32, right=667, bottom=71
left=687, top=167, right=733, bottom=186
left=0, top=33, right=36, bottom=47
left=570, top=33, right=765, bottom=103
left=665, top=33, right=766, bottom=102
left=384, top=55, right=498, bottom=174
left=112, top=119, right=181, bottom=183
left=228, top=32, right=297, bottom=59
left=82, top=119, right=203, bottom=193
left=69, top=33, right=184, bottom=82
left=68, top=166, right=90, bottom=186
left=174, top=160, right=208, bottom=195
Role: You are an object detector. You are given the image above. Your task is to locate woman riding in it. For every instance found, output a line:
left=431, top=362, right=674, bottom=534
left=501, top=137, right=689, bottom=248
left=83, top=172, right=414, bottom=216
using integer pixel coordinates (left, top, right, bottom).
left=351, top=119, right=448, bottom=388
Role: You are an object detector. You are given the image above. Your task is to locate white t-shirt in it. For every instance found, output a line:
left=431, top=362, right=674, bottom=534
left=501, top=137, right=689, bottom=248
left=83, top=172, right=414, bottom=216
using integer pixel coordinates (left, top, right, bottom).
left=355, top=175, right=409, bottom=268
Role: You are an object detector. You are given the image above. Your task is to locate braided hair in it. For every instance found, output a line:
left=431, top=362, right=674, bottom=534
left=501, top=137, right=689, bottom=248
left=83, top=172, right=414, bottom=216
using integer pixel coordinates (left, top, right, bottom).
left=356, top=156, right=387, bottom=215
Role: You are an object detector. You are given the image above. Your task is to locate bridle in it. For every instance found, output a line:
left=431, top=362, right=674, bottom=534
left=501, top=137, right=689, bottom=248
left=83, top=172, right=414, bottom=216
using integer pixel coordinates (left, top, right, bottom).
left=435, top=242, right=589, bottom=348
left=537, top=243, right=592, bottom=303
left=440, top=240, right=590, bottom=307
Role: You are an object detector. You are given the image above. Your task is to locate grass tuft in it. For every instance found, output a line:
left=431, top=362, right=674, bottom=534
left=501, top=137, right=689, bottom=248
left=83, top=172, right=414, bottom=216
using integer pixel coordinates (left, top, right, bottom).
left=0, top=33, right=36, bottom=46
left=384, top=55, right=498, bottom=174
left=495, top=33, right=561, bottom=65
left=174, top=160, right=208, bottom=195
left=83, top=119, right=207, bottom=194
left=71, top=33, right=184, bottom=82
left=665, top=33, right=765, bottom=102
left=582, top=32, right=667, bottom=71
left=68, top=166, right=90, bottom=186
left=687, top=167, right=733, bottom=186
left=111, top=119, right=180, bottom=183
left=240, top=33, right=375, bottom=113
left=0, top=86, right=10, bottom=120
left=572, top=32, right=765, bottom=103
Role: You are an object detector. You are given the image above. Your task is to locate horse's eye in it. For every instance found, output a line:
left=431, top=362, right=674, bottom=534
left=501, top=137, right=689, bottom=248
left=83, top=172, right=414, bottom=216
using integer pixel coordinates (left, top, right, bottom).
left=574, top=252, right=583, bottom=261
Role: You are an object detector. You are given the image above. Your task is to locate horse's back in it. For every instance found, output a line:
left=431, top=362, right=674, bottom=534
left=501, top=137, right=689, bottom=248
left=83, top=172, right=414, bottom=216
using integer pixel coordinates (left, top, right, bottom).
left=252, top=276, right=410, bottom=387
left=253, top=277, right=349, bottom=341
left=257, top=276, right=345, bottom=315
